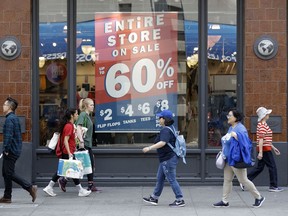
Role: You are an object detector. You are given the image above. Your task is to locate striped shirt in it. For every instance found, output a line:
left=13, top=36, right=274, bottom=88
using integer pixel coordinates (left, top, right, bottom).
left=256, top=122, right=272, bottom=152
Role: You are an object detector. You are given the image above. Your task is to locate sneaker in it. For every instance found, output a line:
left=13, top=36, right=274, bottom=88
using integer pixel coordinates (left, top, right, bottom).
left=253, top=196, right=265, bottom=208
left=0, top=197, right=11, bottom=204
left=268, top=187, right=284, bottom=192
left=213, top=201, right=229, bottom=208
left=58, top=177, right=67, bottom=192
left=143, top=196, right=158, bottom=206
left=169, top=200, right=185, bottom=207
left=78, top=188, right=92, bottom=197
left=87, top=184, right=102, bottom=193
left=240, top=183, right=245, bottom=191
left=29, top=185, right=37, bottom=202
left=43, top=186, right=57, bottom=197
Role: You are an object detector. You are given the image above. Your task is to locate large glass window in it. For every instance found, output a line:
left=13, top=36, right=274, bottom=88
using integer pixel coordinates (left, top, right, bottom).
left=76, top=0, right=199, bottom=148
left=207, top=0, right=237, bottom=147
left=38, top=0, right=68, bottom=146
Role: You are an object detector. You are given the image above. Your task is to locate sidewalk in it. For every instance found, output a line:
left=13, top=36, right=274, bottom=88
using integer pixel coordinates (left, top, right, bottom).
left=0, top=186, right=287, bottom=216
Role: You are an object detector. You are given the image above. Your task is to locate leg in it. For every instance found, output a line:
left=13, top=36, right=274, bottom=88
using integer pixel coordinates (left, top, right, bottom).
left=86, top=147, right=94, bottom=182
left=163, top=155, right=183, bottom=200
left=2, top=154, right=16, bottom=199
left=152, top=163, right=166, bottom=198
left=222, top=165, right=234, bottom=203
left=233, top=167, right=261, bottom=199
left=263, top=151, right=278, bottom=188
left=247, top=158, right=265, bottom=181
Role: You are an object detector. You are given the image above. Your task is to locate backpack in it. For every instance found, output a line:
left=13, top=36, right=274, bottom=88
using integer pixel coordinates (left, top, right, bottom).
left=166, top=126, right=187, bottom=164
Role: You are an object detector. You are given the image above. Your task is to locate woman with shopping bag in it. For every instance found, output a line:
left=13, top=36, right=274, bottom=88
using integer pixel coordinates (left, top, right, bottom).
left=43, top=108, right=91, bottom=197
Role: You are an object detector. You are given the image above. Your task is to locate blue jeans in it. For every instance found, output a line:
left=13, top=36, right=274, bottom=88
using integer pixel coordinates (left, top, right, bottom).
left=152, top=155, right=183, bottom=200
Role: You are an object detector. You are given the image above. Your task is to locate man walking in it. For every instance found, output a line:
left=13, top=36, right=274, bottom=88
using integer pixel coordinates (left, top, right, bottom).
left=0, top=97, right=37, bottom=203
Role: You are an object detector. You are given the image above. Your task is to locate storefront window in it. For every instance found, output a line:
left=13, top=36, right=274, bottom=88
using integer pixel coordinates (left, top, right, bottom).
left=207, top=0, right=237, bottom=147
left=76, top=0, right=198, bottom=147
left=38, top=0, right=68, bottom=146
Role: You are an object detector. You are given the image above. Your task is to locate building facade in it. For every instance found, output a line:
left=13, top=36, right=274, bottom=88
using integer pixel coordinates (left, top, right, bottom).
left=0, top=0, right=287, bottom=187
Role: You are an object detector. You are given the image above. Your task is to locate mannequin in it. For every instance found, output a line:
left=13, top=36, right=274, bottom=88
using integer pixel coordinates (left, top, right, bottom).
left=78, top=88, right=89, bottom=99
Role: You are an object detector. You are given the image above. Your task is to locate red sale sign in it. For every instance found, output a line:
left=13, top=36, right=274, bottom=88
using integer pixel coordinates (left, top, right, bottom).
left=94, top=12, right=178, bottom=104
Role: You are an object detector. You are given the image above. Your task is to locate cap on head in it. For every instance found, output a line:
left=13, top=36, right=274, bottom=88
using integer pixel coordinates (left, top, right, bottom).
left=256, top=107, right=272, bottom=122
left=156, top=109, right=173, bottom=119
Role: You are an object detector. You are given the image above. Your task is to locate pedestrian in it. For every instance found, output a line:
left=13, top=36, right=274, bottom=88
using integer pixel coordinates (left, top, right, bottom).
left=58, top=99, right=101, bottom=192
left=213, top=108, right=265, bottom=208
left=241, top=107, right=283, bottom=192
left=142, top=109, right=185, bottom=207
left=43, top=108, right=91, bottom=197
left=0, top=97, right=37, bottom=203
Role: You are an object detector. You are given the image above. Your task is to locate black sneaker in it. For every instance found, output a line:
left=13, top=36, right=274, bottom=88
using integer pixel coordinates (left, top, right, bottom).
left=169, top=200, right=185, bottom=207
left=213, top=201, right=229, bottom=208
left=268, top=187, right=284, bottom=192
left=143, top=196, right=158, bottom=206
left=253, top=196, right=265, bottom=208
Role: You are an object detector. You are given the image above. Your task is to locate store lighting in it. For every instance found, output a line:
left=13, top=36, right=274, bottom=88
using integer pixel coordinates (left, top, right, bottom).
left=81, top=45, right=93, bottom=55
left=39, top=57, right=45, bottom=68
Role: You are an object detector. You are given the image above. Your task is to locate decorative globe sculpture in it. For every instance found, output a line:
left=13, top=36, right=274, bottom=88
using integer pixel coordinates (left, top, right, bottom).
left=257, top=39, right=274, bottom=56
left=1, top=40, right=18, bottom=57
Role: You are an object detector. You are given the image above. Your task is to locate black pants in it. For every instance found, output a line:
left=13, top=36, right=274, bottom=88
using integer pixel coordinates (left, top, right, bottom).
left=86, top=147, right=94, bottom=182
left=2, top=153, right=32, bottom=199
left=51, top=153, right=80, bottom=185
left=247, top=151, right=278, bottom=188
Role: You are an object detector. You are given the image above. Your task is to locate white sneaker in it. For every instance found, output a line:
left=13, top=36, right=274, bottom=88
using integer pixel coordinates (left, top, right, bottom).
left=78, top=188, right=92, bottom=197
left=43, top=186, right=57, bottom=197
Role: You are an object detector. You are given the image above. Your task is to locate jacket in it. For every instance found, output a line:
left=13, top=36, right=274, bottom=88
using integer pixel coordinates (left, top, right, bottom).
left=228, top=132, right=253, bottom=167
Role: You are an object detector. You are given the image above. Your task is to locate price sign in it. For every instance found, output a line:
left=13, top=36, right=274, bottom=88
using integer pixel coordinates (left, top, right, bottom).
left=94, top=12, right=178, bottom=132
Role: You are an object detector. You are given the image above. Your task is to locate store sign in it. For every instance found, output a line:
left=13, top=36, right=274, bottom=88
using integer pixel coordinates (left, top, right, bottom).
left=94, top=12, right=178, bottom=132
left=46, top=62, right=67, bottom=85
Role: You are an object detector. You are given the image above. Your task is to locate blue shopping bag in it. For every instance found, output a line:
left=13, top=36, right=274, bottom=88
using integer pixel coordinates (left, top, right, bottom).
left=74, top=150, right=92, bottom=175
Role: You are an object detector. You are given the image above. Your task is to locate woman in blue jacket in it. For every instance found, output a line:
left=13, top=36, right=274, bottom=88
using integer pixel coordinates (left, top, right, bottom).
left=213, top=108, right=265, bottom=208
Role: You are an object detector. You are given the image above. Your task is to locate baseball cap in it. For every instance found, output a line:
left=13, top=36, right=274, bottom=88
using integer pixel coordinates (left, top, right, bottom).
left=156, top=109, right=173, bottom=119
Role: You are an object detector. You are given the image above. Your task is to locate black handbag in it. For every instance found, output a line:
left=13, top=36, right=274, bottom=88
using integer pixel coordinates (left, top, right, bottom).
left=234, top=146, right=256, bottom=169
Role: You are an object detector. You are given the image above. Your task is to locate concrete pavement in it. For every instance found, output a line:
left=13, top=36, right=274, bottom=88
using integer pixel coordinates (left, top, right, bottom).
left=0, top=185, right=287, bottom=216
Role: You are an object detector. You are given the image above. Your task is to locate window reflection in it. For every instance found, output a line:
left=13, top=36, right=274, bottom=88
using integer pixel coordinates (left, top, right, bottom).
left=207, top=0, right=237, bottom=148
left=39, top=0, right=68, bottom=146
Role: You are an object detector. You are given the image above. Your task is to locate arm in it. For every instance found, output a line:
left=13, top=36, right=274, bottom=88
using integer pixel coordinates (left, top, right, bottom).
left=272, top=144, right=281, bottom=155
left=76, top=125, right=85, bottom=149
left=63, top=135, right=73, bottom=158
left=142, top=141, right=166, bottom=153
left=258, top=138, right=263, bottom=160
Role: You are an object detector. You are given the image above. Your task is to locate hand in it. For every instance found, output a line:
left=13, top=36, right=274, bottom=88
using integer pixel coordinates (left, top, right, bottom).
left=142, top=146, right=150, bottom=153
left=273, top=148, right=281, bottom=155
left=231, top=132, right=237, bottom=139
left=257, top=152, right=263, bottom=160
left=69, top=153, right=73, bottom=159
left=79, top=142, right=85, bottom=149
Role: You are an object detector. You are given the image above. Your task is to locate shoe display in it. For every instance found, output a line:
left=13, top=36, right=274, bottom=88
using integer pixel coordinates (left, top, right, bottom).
left=58, top=177, right=67, bottom=192
left=78, top=188, right=92, bottom=197
left=169, top=200, right=185, bottom=207
left=213, top=200, right=229, bottom=207
left=0, top=197, right=12, bottom=204
left=29, top=185, right=37, bottom=202
left=253, top=196, right=265, bottom=208
left=240, top=183, right=245, bottom=191
left=143, top=196, right=158, bottom=206
left=43, top=186, right=57, bottom=197
left=268, top=187, right=284, bottom=192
